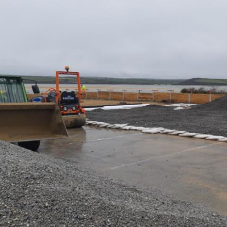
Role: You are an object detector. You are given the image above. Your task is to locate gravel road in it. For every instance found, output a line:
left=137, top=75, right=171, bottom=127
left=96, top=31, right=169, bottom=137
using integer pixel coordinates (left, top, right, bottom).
left=0, top=141, right=227, bottom=226
left=87, top=95, right=227, bottom=137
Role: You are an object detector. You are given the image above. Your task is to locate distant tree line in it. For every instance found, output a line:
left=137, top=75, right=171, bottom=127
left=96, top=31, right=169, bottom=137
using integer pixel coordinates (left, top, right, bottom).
left=181, top=87, right=227, bottom=94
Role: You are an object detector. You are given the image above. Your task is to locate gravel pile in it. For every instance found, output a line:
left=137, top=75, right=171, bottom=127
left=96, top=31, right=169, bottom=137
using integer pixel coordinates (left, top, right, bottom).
left=0, top=141, right=226, bottom=226
left=193, top=95, right=227, bottom=111
left=87, top=96, right=227, bottom=137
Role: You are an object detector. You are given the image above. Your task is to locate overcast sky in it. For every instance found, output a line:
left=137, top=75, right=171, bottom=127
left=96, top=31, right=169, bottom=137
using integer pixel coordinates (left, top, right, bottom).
left=0, top=0, right=227, bottom=79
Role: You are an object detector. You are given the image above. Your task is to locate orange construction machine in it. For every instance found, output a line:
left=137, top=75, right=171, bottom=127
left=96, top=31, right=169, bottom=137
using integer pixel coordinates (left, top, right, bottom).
left=40, top=67, right=86, bottom=128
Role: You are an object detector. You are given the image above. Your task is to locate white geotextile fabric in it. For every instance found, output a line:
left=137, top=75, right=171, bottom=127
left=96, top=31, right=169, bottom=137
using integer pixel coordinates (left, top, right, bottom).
left=121, top=126, right=133, bottom=130
left=160, top=129, right=176, bottom=134
left=205, top=136, right=225, bottom=140
left=129, top=126, right=140, bottom=130
left=86, top=121, right=98, bottom=125
left=106, top=125, right=114, bottom=128
left=179, top=133, right=198, bottom=137
left=142, top=130, right=160, bottom=134
left=98, top=124, right=110, bottom=128
left=165, top=103, right=197, bottom=111
left=168, top=131, right=186, bottom=135
left=85, top=104, right=149, bottom=112
left=219, top=138, right=227, bottom=142
left=85, top=108, right=99, bottom=111
left=110, top=124, right=128, bottom=129
left=133, top=127, right=146, bottom=131
left=96, top=122, right=107, bottom=125
left=142, top=128, right=164, bottom=134
left=174, top=107, right=185, bottom=110
left=86, top=120, right=227, bottom=142
left=194, top=134, right=212, bottom=139
left=165, top=103, right=197, bottom=107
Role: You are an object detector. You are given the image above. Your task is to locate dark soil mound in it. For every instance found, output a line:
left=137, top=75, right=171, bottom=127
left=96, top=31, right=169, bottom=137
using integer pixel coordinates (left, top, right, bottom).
left=193, top=95, right=227, bottom=111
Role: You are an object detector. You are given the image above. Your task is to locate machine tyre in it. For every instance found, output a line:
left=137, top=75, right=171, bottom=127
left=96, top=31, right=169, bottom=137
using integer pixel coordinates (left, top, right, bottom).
left=18, top=140, right=41, bottom=151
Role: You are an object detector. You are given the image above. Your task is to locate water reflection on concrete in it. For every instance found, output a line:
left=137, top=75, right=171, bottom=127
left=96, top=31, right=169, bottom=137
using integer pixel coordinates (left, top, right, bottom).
left=39, top=126, right=227, bottom=215
left=39, top=127, right=87, bottom=159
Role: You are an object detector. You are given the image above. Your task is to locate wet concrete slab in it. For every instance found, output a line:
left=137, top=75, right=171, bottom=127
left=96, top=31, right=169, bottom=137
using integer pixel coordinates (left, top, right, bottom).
left=39, top=126, right=227, bottom=215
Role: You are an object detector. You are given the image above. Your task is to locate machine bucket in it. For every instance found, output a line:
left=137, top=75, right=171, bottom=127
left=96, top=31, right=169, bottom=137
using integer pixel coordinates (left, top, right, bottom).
left=0, top=103, right=68, bottom=142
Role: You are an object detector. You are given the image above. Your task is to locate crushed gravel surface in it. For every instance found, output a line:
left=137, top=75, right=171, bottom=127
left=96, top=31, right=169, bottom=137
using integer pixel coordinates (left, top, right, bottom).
left=87, top=95, right=227, bottom=137
left=0, top=141, right=227, bottom=226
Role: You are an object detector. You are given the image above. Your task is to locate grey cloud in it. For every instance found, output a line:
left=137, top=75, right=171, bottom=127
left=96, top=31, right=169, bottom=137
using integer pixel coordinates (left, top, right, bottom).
left=0, top=0, right=227, bottom=78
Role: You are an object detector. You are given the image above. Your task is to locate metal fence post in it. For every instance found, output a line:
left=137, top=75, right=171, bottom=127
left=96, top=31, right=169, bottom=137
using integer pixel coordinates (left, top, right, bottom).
left=109, top=90, right=112, bottom=100
left=209, top=92, right=212, bottom=102
left=137, top=90, right=141, bottom=101
left=167, top=90, right=174, bottom=103
left=152, top=90, right=158, bottom=102
left=188, top=93, right=191, bottom=103
left=107, top=89, right=111, bottom=100
left=122, top=90, right=126, bottom=101
left=97, top=89, right=100, bottom=100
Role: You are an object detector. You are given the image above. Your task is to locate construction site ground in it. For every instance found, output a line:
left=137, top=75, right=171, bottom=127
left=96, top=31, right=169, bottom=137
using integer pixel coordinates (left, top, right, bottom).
left=1, top=96, right=227, bottom=226
left=40, top=127, right=227, bottom=216
left=1, top=127, right=226, bottom=226
left=1, top=126, right=227, bottom=226
left=86, top=96, right=227, bottom=137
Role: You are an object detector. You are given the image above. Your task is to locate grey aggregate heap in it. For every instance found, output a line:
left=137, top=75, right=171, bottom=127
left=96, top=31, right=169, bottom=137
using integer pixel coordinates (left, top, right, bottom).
left=0, top=141, right=226, bottom=226
left=87, top=95, right=227, bottom=137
